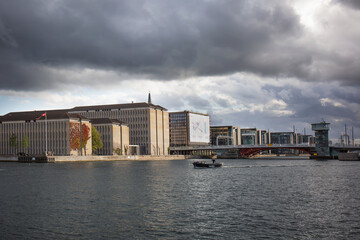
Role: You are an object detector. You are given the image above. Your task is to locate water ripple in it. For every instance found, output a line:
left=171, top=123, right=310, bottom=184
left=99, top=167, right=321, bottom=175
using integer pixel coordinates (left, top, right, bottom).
left=0, top=159, right=359, bottom=239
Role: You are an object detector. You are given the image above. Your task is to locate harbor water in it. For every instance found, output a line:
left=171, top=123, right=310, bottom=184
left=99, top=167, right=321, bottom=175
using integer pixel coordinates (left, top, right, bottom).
left=0, top=159, right=359, bottom=239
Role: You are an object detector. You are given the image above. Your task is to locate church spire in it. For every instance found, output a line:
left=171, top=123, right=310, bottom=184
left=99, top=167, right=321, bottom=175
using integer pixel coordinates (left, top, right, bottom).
left=148, top=91, right=152, bottom=104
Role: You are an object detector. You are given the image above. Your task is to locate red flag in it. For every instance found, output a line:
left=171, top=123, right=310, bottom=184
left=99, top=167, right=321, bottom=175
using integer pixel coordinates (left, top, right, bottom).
left=36, top=112, right=47, bottom=120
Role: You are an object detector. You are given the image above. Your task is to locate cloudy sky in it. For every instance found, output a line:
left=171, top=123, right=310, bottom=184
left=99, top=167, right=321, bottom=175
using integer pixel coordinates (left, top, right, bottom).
left=0, top=0, right=359, bottom=142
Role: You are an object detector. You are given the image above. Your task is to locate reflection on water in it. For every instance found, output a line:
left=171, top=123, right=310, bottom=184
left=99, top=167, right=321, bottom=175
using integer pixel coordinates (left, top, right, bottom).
left=0, top=159, right=359, bottom=239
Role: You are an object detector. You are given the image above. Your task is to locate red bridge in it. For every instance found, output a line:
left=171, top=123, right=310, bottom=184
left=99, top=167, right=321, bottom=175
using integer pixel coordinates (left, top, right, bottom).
left=170, top=144, right=314, bottom=158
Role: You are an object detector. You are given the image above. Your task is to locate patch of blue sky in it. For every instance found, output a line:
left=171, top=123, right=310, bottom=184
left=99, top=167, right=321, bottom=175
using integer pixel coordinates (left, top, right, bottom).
left=0, top=95, right=44, bottom=115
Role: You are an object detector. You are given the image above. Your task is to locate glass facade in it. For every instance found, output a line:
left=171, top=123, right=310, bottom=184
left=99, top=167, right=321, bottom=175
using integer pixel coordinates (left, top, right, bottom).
left=211, top=127, right=232, bottom=145
left=169, top=112, right=187, bottom=147
left=311, top=122, right=330, bottom=156
left=270, top=132, right=294, bottom=144
left=241, top=129, right=257, bottom=145
left=261, top=130, right=268, bottom=144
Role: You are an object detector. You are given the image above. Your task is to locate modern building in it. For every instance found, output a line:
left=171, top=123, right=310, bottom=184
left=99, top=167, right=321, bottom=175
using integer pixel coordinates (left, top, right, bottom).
left=240, top=128, right=259, bottom=145
left=311, top=121, right=330, bottom=157
left=302, top=135, right=314, bottom=144
left=69, top=100, right=169, bottom=155
left=259, top=130, right=270, bottom=145
left=91, top=118, right=130, bottom=155
left=270, top=132, right=296, bottom=145
left=0, top=111, right=92, bottom=156
left=210, top=126, right=241, bottom=146
left=169, top=111, right=210, bottom=147
left=270, top=131, right=308, bottom=154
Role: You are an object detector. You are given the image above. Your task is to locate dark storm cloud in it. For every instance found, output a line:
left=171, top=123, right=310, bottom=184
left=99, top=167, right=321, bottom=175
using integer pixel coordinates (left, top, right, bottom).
left=186, top=96, right=210, bottom=109
left=213, top=96, right=231, bottom=108
left=0, top=0, right=359, bottom=91
left=330, top=87, right=360, bottom=105
left=334, top=0, right=360, bottom=10
left=263, top=85, right=348, bottom=118
left=260, top=84, right=360, bottom=137
left=0, top=0, right=304, bottom=90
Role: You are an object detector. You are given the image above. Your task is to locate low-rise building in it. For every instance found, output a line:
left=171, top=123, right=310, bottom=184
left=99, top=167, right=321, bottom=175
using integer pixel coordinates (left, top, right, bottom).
left=302, top=135, right=314, bottom=144
left=210, top=126, right=241, bottom=146
left=270, top=131, right=300, bottom=154
left=0, top=94, right=167, bottom=156
left=241, top=128, right=259, bottom=145
left=0, top=110, right=92, bottom=156
left=91, top=118, right=130, bottom=155
left=270, top=132, right=296, bottom=144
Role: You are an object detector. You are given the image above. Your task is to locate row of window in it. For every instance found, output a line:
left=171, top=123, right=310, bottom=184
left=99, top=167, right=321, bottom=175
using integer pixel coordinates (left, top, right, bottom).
left=72, top=109, right=168, bottom=155
left=0, top=121, right=70, bottom=155
left=0, top=121, right=67, bottom=131
left=0, top=135, right=68, bottom=155
left=81, top=109, right=150, bottom=119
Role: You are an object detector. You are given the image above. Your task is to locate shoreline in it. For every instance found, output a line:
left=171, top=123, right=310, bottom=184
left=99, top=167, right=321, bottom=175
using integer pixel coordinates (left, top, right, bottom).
left=54, top=155, right=195, bottom=162
left=0, top=155, right=196, bottom=162
left=254, top=154, right=310, bottom=160
left=0, top=154, right=339, bottom=163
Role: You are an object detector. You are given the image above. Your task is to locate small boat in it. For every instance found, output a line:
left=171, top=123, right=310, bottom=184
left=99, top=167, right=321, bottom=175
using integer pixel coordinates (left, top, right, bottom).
left=193, top=161, right=223, bottom=168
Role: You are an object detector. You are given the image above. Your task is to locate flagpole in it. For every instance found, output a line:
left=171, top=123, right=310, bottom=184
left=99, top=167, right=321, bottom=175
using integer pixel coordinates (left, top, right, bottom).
left=45, top=112, right=47, bottom=155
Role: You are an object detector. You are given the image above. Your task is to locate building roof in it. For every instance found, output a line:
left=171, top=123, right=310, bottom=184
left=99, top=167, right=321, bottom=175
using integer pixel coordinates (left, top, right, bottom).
left=70, top=102, right=167, bottom=112
left=270, top=132, right=296, bottom=134
left=0, top=100, right=167, bottom=122
left=0, top=110, right=88, bottom=122
left=90, top=118, right=127, bottom=125
left=210, top=125, right=240, bottom=128
left=169, top=110, right=209, bottom=116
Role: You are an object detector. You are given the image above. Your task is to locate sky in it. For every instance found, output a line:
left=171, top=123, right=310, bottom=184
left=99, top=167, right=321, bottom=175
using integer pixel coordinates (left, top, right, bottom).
left=0, top=0, right=359, bottom=142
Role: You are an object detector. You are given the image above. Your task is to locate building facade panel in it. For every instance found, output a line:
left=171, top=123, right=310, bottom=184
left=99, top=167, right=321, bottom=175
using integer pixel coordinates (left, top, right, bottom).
left=0, top=116, right=91, bottom=156
left=169, top=112, right=187, bottom=147
left=149, top=108, right=157, bottom=155
left=270, top=132, right=295, bottom=145
left=311, top=122, right=330, bottom=156
left=91, top=119, right=130, bottom=156
left=169, top=111, right=210, bottom=147
left=210, top=126, right=241, bottom=146
left=156, top=109, right=164, bottom=155
left=241, top=128, right=258, bottom=145
left=162, top=111, right=170, bottom=155
left=121, top=125, right=130, bottom=154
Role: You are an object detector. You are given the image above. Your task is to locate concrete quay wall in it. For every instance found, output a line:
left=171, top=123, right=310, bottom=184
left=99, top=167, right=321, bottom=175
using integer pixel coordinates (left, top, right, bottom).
left=0, top=156, right=18, bottom=162
left=53, top=155, right=195, bottom=162
left=338, top=152, right=360, bottom=161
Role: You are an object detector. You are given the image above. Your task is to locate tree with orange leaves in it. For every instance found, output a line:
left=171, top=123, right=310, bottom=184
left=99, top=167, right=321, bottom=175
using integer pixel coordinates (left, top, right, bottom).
left=70, top=122, right=90, bottom=155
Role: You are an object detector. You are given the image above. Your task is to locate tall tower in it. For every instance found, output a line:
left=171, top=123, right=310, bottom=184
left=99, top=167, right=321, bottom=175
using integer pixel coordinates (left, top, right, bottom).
left=148, top=91, right=152, bottom=104
left=311, top=121, right=330, bottom=157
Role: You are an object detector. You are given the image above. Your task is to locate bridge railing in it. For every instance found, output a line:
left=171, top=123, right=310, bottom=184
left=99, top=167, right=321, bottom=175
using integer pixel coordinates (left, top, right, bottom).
left=170, top=143, right=315, bottom=151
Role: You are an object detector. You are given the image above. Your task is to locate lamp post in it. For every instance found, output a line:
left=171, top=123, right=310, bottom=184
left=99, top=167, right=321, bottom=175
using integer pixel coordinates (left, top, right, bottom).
left=80, top=118, right=83, bottom=156
left=45, top=113, right=47, bottom=155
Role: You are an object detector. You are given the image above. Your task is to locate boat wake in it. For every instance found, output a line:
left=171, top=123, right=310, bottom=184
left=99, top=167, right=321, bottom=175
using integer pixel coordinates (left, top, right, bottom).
left=222, top=164, right=320, bottom=169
